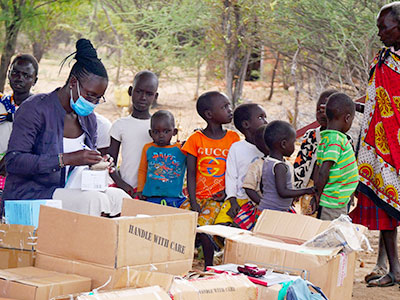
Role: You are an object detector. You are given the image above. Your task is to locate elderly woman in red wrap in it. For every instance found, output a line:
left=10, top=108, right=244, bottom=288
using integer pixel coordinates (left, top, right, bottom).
left=350, top=2, right=400, bottom=287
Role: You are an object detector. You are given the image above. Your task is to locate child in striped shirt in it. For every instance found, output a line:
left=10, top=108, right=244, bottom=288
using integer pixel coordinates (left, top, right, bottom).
left=313, top=92, right=358, bottom=220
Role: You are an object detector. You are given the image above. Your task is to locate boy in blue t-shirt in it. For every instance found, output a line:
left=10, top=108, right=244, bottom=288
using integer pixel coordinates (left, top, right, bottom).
left=135, top=110, right=186, bottom=207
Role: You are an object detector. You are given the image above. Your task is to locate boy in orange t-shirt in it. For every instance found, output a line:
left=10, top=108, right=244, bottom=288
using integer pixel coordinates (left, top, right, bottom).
left=181, top=91, right=239, bottom=268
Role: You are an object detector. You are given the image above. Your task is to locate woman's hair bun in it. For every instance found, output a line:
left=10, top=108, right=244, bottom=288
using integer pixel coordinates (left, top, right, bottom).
left=61, top=38, right=108, bottom=79
left=75, top=39, right=98, bottom=61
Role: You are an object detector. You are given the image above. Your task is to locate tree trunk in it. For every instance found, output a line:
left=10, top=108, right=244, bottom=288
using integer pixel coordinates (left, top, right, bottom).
left=282, top=60, right=290, bottom=91
left=268, top=52, right=280, bottom=101
left=259, top=45, right=265, bottom=81
left=0, top=23, right=20, bottom=92
left=32, top=41, right=45, bottom=62
left=225, top=55, right=234, bottom=103
left=194, top=58, right=201, bottom=101
left=291, top=45, right=301, bottom=129
left=115, top=48, right=122, bottom=85
left=232, top=48, right=251, bottom=106
left=101, top=0, right=123, bottom=85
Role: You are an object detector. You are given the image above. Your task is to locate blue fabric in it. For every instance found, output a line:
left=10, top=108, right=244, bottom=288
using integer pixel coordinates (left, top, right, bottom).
left=3, top=89, right=98, bottom=201
left=278, top=281, right=293, bottom=300
left=142, top=145, right=186, bottom=198
left=5, top=200, right=48, bottom=227
left=146, top=196, right=186, bottom=208
left=286, top=278, right=328, bottom=300
left=0, top=95, right=15, bottom=124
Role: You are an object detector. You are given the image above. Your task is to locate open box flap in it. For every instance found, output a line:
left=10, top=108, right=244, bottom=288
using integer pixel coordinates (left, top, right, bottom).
left=197, top=225, right=340, bottom=257
left=228, top=234, right=341, bottom=257
left=196, top=225, right=251, bottom=239
left=121, top=199, right=197, bottom=217
left=254, top=210, right=331, bottom=241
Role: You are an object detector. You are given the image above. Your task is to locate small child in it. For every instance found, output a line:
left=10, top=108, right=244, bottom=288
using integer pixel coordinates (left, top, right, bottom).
left=235, top=124, right=269, bottom=230
left=135, top=110, right=186, bottom=208
left=108, top=71, right=158, bottom=196
left=214, top=103, right=267, bottom=225
left=259, top=121, right=314, bottom=212
left=293, top=89, right=338, bottom=215
left=181, top=91, right=240, bottom=268
left=313, top=92, right=358, bottom=220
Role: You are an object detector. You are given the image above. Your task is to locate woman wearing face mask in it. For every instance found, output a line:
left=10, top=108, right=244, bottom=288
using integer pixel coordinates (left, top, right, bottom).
left=2, top=39, right=130, bottom=217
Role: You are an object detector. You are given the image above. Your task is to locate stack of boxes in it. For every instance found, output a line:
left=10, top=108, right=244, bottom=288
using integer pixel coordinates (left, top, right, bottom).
left=34, top=200, right=197, bottom=290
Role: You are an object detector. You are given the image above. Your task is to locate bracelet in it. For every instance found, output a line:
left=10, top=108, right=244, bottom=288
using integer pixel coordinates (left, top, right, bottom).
left=58, top=153, right=65, bottom=168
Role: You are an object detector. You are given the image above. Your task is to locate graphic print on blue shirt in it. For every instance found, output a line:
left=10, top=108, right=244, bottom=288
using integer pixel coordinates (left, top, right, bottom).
left=143, top=145, right=186, bottom=198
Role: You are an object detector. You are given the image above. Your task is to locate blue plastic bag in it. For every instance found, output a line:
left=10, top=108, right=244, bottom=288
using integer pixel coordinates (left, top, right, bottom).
left=286, top=278, right=328, bottom=300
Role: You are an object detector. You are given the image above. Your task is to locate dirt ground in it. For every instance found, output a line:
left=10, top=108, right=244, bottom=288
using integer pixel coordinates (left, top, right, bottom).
left=22, top=57, right=400, bottom=299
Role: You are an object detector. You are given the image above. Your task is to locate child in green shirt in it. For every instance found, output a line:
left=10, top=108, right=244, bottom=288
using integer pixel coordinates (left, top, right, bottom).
left=313, top=92, right=358, bottom=220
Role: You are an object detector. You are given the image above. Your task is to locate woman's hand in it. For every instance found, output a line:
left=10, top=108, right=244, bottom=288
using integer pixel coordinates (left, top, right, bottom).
left=62, top=149, right=102, bottom=166
left=103, top=154, right=115, bottom=173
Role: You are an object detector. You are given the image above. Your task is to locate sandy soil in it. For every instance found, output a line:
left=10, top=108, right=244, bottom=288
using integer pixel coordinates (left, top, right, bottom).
left=20, top=57, right=400, bottom=299
left=353, top=231, right=400, bottom=299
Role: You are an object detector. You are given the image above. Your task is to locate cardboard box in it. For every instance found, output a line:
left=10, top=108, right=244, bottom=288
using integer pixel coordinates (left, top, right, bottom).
left=0, top=248, right=34, bottom=269
left=4, top=200, right=62, bottom=227
left=0, top=224, right=36, bottom=269
left=81, top=170, right=108, bottom=191
left=169, top=274, right=257, bottom=300
left=37, top=200, right=197, bottom=268
left=0, top=267, right=91, bottom=300
left=0, top=224, right=36, bottom=249
left=76, top=286, right=171, bottom=300
left=198, top=209, right=363, bottom=300
left=257, top=284, right=281, bottom=300
left=35, top=253, right=188, bottom=290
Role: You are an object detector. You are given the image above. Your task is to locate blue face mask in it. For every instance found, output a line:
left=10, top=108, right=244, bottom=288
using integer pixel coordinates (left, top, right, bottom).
left=70, top=82, right=96, bottom=116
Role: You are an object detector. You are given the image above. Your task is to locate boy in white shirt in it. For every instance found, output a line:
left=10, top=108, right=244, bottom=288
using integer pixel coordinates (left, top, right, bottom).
left=95, top=112, right=112, bottom=155
left=108, top=71, right=158, bottom=196
left=214, top=103, right=267, bottom=225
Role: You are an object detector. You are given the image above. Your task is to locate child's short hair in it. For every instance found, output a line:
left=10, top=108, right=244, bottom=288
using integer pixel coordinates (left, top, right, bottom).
left=233, top=103, right=260, bottom=133
left=133, top=70, right=159, bottom=89
left=151, top=110, right=175, bottom=128
left=325, top=93, right=355, bottom=121
left=318, top=89, right=338, bottom=104
left=11, top=54, right=39, bottom=76
left=264, top=120, right=295, bottom=149
left=196, top=91, right=224, bottom=120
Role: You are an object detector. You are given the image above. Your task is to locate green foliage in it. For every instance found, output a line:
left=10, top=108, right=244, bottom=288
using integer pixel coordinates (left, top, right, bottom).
left=21, top=0, right=88, bottom=60
left=205, top=0, right=271, bottom=105
left=102, top=0, right=212, bottom=77
left=0, top=0, right=392, bottom=100
left=266, top=0, right=388, bottom=96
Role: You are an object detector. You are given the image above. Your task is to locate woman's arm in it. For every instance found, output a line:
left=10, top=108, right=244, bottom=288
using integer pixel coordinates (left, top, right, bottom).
left=5, top=103, right=60, bottom=175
